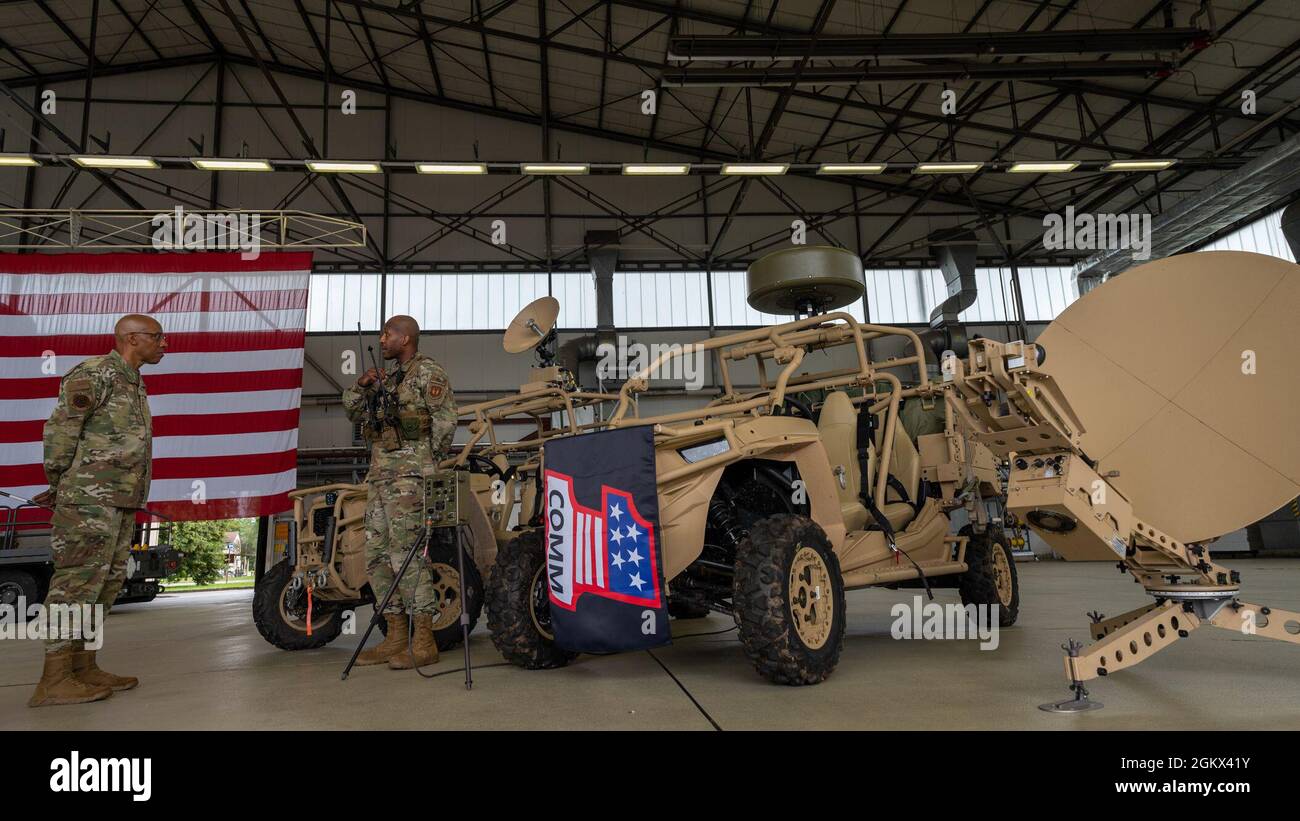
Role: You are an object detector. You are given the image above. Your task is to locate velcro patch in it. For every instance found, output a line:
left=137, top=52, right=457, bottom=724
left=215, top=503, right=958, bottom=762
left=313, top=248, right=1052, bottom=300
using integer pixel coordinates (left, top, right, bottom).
left=65, top=378, right=95, bottom=417
left=428, top=378, right=446, bottom=400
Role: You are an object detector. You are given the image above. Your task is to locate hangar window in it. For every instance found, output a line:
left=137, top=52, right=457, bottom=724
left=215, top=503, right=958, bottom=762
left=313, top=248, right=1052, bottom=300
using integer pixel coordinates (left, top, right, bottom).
left=1195, top=207, right=1294, bottom=261
left=307, top=273, right=597, bottom=332
left=865, top=269, right=927, bottom=324
left=1005, top=266, right=1079, bottom=321
left=551, top=272, right=599, bottom=329
left=614, top=271, right=711, bottom=327
left=303, top=264, right=1084, bottom=333
left=387, top=273, right=551, bottom=331
left=306, top=274, right=382, bottom=333
left=867, top=265, right=1077, bottom=324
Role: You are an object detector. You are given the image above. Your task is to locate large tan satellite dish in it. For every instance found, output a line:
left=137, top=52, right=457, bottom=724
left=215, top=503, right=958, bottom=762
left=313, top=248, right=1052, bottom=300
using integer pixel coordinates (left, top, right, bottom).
left=503, top=296, right=560, bottom=354
left=1038, top=250, right=1300, bottom=544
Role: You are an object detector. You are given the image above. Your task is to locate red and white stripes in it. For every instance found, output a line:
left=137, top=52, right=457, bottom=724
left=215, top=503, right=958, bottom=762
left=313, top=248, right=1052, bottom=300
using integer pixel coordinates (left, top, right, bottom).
left=0, top=251, right=312, bottom=521
left=573, top=508, right=605, bottom=589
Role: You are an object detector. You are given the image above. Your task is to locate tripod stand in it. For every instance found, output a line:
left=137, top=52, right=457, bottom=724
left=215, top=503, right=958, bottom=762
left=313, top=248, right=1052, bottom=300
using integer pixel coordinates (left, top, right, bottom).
left=341, top=516, right=475, bottom=689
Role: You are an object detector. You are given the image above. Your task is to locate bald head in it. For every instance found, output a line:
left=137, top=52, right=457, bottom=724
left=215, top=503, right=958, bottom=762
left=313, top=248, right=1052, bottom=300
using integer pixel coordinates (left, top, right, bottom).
left=385, top=315, right=420, bottom=339
left=114, top=314, right=160, bottom=340
left=114, top=314, right=166, bottom=368
left=379, top=315, right=420, bottom=362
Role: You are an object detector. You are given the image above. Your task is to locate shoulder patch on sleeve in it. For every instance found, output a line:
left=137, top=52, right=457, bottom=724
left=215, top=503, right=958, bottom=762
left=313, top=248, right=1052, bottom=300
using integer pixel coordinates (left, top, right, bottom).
left=428, top=372, right=449, bottom=400
left=65, top=377, right=95, bottom=417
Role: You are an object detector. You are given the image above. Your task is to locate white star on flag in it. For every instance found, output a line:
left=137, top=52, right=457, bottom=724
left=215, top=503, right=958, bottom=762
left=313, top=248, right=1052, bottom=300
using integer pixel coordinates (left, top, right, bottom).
left=611, top=552, right=625, bottom=570
left=626, top=546, right=643, bottom=566
left=610, top=527, right=623, bottom=544
left=628, top=572, right=645, bottom=591
left=625, top=522, right=642, bottom=540
left=609, top=502, right=623, bottom=521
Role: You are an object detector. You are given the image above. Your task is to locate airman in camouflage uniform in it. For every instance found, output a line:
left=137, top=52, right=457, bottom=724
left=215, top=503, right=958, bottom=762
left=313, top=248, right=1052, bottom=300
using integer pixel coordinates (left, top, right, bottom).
left=342, top=315, right=457, bottom=669
left=29, top=314, right=165, bottom=708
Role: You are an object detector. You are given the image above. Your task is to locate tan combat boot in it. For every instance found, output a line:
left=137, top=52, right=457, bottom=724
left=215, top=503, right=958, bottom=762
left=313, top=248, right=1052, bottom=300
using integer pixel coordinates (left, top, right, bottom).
left=75, top=650, right=139, bottom=691
left=388, top=613, right=440, bottom=669
left=28, top=650, right=113, bottom=707
left=355, top=613, right=409, bottom=666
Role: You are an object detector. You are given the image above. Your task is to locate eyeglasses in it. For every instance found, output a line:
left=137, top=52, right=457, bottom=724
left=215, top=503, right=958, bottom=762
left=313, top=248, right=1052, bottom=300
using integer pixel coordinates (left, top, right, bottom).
left=128, top=331, right=166, bottom=341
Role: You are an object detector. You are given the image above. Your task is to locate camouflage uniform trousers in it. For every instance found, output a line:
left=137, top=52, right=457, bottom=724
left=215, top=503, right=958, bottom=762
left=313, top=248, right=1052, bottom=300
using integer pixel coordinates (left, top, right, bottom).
left=364, top=475, right=440, bottom=616
left=43, top=504, right=135, bottom=654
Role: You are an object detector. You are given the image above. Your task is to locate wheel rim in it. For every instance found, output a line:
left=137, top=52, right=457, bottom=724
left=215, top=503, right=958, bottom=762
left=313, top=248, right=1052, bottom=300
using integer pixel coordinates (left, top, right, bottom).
left=789, top=546, right=833, bottom=650
left=0, top=581, right=22, bottom=608
left=992, top=543, right=1013, bottom=607
left=428, top=563, right=462, bottom=631
left=529, top=565, right=556, bottom=641
left=278, top=582, right=333, bottom=634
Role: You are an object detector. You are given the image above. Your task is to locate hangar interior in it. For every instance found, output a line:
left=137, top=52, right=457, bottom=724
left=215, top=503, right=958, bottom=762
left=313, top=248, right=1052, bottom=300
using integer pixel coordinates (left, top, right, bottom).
left=1, top=0, right=1299, bottom=730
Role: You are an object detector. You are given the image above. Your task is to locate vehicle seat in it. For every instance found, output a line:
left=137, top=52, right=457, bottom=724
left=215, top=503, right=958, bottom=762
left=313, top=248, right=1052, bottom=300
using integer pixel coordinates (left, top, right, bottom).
left=816, top=391, right=869, bottom=531
left=469, top=455, right=516, bottom=532
left=873, top=411, right=923, bottom=532
left=519, top=472, right=538, bottom=527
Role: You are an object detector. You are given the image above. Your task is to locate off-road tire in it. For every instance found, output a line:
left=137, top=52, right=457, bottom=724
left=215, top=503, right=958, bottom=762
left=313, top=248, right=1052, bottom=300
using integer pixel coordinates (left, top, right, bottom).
left=958, top=524, right=1019, bottom=627
left=486, top=530, right=577, bottom=669
left=423, top=536, right=484, bottom=651
left=0, top=569, right=38, bottom=609
left=252, top=560, right=342, bottom=650
left=734, top=514, right=846, bottom=686
left=667, top=597, right=711, bottom=619
left=350, top=547, right=483, bottom=648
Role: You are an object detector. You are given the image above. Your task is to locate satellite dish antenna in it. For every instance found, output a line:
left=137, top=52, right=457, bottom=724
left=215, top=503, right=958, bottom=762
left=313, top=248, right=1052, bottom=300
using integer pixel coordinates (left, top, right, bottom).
left=746, top=245, right=865, bottom=316
left=504, top=296, right=560, bottom=364
left=1038, top=250, right=1300, bottom=544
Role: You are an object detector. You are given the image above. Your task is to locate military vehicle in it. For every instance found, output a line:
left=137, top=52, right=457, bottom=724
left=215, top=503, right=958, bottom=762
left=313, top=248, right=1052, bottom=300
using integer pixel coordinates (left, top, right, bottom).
left=252, top=452, right=500, bottom=654
left=486, top=246, right=1021, bottom=684
left=944, top=250, right=1300, bottom=712
left=1, top=500, right=180, bottom=607
left=252, top=298, right=619, bottom=652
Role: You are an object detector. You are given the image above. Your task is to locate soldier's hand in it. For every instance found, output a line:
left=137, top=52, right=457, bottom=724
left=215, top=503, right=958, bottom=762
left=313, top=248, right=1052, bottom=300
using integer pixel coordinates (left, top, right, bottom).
left=32, top=488, right=55, bottom=508
left=357, top=367, right=381, bottom=387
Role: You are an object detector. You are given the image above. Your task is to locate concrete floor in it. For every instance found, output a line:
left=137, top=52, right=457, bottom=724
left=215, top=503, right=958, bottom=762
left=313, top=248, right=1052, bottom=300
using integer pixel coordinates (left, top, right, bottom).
left=3, top=558, right=1300, bottom=730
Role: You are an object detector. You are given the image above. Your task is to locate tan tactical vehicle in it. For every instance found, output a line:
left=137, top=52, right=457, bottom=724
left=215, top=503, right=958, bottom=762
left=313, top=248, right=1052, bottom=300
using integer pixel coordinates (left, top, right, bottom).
left=486, top=247, right=1020, bottom=684
left=251, top=476, right=490, bottom=651
left=252, top=299, right=618, bottom=652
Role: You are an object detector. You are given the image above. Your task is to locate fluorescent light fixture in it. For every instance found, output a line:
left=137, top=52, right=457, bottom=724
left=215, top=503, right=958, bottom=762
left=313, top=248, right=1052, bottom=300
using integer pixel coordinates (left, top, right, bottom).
left=913, top=162, right=984, bottom=174
left=721, top=163, right=787, bottom=175
left=1102, top=159, right=1177, bottom=172
left=1008, top=161, right=1079, bottom=173
left=622, top=163, right=691, bottom=175
left=306, top=160, right=382, bottom=173
left=416, top=162, right=488, bottom=174
left=522, top=163, right=589, bottom=174
left=818, top=163, right=886, bottom=174
left=73, top=155, right=159, bottom=169
left=0, top=153, right=38, bottom=167
left=191, top=157, right=272, bottom=172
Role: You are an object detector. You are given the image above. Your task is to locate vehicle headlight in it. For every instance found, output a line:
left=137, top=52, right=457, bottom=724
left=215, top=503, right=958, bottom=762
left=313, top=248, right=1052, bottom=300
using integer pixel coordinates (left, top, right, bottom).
left=678, top=438, right=730, bottom=464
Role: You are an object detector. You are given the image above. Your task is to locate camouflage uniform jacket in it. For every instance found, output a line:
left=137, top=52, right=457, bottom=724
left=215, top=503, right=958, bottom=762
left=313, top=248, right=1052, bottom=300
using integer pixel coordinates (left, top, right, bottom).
left=342, top=353, right=457, bottom=481
left=43, top=349, right=153, bottom=508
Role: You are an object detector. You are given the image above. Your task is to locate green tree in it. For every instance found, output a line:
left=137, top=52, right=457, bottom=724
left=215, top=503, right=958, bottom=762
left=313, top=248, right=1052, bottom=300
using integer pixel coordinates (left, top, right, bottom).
left=231, top=518, right=259, bottom=559
left=172, top=520, right=228, bottom=586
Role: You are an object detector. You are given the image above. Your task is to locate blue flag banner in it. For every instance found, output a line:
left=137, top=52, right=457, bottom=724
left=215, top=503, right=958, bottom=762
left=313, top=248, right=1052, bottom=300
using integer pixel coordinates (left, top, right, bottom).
left=543, top=425, right=671, bottom=653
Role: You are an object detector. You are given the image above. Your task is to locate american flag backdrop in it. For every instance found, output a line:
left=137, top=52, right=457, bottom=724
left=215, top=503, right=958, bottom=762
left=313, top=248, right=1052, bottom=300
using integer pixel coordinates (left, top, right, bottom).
left=0, top=251, right=312, bottom=521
